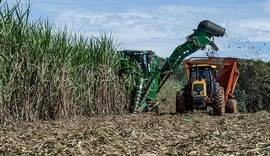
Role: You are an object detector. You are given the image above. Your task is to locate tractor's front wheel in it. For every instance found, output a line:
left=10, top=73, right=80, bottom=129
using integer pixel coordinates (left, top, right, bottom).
left=226, top=99, right=237, bottom=113
left=213, top=86, right=225, bottom=116
left=176, top=91, right=186, bottom=114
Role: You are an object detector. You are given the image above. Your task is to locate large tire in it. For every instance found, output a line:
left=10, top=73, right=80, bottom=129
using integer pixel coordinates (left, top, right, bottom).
left=176, top=91, right=186, bottom=114
left=213, top=86, right=225, bottom=116
left=226, top=99, right=237, bottom=113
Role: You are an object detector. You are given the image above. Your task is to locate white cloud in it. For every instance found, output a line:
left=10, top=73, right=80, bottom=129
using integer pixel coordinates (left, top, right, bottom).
left=264, top=1, right=270, bottom=14
left=56, top=4, right=221, bottom=53
left=222, top=18, right=270, bottom=43
left=157, top=5, right=219, bottom=15
left=239, top=19, right=270, bottom=30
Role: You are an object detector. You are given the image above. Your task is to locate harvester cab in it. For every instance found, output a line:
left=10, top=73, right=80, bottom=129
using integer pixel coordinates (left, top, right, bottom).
left=119, top=50, right=157, bottom=77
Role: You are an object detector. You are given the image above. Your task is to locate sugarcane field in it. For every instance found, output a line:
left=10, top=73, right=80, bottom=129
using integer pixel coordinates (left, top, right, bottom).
left=0, top=0, right=270, bottom=155
left=1, top=110, right=270, bottom=155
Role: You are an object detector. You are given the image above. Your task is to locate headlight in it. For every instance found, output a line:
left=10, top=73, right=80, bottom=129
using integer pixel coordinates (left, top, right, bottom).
left=200, top=91, right=205, bottom=94
left=193, top=90, right=205, bottom=95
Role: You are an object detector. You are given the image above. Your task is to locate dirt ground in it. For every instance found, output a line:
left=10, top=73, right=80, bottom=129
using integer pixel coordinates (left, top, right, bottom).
left=0, top=111, right=269, bottom=155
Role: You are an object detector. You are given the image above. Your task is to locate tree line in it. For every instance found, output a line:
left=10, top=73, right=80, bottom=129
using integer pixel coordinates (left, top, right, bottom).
left=235, top=59, right=270, bottom=112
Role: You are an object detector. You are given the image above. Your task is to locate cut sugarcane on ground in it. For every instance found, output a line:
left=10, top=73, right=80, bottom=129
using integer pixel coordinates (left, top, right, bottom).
left=0, top=111, right=269, bottom=155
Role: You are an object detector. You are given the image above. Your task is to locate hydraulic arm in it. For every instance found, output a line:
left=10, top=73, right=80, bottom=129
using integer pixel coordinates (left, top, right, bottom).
left=158, top=20, right=225, bottom=91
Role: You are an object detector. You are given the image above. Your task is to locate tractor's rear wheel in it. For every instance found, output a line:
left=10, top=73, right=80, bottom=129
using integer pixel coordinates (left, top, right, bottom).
left=213, top=86, right=225, bottom=116
left=226, top=99, right=237, bottom=113
left=176, top=91, right=186, bottom=114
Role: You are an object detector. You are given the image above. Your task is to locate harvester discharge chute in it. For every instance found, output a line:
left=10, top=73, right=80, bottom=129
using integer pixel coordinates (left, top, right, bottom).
left=158, top=20, right=225, bottom=91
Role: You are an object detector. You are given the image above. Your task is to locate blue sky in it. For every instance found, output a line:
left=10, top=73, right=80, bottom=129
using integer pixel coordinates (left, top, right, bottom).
left=10, top=0, right=270, bottom=60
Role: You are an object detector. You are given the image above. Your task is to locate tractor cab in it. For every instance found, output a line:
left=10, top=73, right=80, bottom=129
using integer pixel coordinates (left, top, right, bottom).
left=188, top=64, right=217, bottom=107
